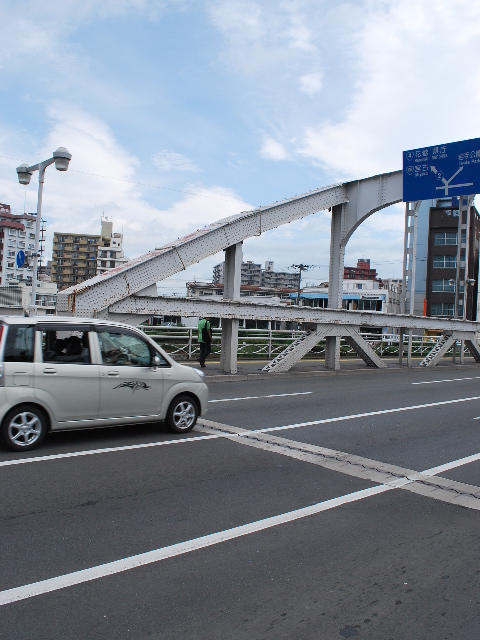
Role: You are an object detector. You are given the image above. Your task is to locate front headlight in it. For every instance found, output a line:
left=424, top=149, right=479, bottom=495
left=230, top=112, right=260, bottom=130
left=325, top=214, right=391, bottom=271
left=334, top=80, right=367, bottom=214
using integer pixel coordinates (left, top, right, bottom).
left=193, top=368, right=205, bottom=380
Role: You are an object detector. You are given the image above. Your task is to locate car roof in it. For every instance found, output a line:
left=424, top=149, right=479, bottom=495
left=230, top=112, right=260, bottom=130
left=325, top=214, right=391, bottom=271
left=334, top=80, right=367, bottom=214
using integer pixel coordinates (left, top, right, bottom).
left=0, top=316, right=138, bottom=331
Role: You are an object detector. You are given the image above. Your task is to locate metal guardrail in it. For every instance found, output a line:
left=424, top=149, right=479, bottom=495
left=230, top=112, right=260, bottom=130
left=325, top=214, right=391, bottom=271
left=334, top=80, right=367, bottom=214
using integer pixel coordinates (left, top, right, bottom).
left=140, top=326, right=469, bottom=361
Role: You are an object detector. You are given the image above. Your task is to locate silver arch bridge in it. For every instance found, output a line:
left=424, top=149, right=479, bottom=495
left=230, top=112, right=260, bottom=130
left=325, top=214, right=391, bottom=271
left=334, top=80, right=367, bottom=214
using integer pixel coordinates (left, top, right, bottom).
left=57, top=170, right=480, bottom=372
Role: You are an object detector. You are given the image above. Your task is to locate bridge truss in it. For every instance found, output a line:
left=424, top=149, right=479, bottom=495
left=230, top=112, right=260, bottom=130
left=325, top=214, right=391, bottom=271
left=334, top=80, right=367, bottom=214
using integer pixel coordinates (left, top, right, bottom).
left=57, top=170, right=480, bottom=372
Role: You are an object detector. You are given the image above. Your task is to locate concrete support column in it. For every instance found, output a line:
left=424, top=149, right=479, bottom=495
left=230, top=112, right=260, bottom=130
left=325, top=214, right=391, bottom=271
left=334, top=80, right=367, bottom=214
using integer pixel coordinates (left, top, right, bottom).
left=325, top=204, right=345, bottom=370
left=220, top=242, right=243, bottom=373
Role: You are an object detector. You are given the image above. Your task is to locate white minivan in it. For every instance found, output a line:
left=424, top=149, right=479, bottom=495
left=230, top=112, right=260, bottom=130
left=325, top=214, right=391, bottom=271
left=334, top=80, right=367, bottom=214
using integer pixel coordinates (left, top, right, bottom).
left=0, top=316, right=208, bottom=451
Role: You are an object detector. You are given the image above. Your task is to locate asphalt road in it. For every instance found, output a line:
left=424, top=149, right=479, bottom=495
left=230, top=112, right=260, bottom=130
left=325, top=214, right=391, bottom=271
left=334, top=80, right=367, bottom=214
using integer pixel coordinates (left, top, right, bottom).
left=1, top=365, right=480, bottom=639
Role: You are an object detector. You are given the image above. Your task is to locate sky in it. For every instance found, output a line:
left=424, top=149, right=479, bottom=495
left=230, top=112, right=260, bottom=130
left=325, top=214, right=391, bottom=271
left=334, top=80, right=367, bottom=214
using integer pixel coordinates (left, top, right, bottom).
left=1, top=0, right=480, bottom=295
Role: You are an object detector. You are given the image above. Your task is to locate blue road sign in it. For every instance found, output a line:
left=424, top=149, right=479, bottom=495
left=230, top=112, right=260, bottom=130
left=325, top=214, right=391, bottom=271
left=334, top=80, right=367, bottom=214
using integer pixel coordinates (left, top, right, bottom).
left=403, top=137, right=480, bottom=202
left=16, top=250, right=25, bottom=269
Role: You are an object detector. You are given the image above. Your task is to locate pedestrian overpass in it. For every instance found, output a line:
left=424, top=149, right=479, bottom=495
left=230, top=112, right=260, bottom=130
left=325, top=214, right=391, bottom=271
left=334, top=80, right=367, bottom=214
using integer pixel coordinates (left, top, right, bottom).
left=57, top=170, right=480, bottom=372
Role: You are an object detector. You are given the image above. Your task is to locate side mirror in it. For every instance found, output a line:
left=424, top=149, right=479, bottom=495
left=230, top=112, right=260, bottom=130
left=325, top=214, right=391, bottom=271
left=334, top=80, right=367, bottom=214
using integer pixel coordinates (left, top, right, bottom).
left=153, top=355, right=162, bottom=368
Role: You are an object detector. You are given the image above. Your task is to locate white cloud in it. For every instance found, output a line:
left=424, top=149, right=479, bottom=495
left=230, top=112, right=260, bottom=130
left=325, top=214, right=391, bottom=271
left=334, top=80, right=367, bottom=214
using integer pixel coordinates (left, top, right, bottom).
left=299, top=72, right=323, bottom=95
left=297, top=0, right=480, bottom=179
left=207, top=0, right=320, bottom=74
left=153, top=151, right=200, bottom=172
left=0, top=105, right=251, bottom=270
left=260, top=137, right=289, bottom=161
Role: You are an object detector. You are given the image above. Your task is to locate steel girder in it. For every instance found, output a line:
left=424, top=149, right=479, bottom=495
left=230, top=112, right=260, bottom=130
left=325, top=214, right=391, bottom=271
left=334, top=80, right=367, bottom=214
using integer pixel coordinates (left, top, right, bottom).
left=57, top=182, right=349, bottom=317
left=107, top=295, right=480, bottom=334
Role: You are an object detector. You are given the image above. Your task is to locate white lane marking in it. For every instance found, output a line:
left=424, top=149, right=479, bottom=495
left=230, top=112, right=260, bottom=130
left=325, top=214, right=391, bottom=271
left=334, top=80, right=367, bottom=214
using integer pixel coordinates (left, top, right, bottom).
left=2, top=395, right=480, bottom=468
left=0, top=484, right=395, bottom=606
left=421, top=452, right=480, bottom=476
left=209, top=392, right=312, bottom=403
left=254, top=395, right=480, bottom=434
left=412, top=376, right=480, bottom=385
left=0, top=434, right=221, bottom=468
left=2, top=444, right=479, bottom=607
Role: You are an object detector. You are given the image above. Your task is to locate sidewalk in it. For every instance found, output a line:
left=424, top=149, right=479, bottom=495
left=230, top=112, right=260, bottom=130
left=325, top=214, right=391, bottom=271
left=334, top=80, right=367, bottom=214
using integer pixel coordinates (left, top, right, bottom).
left=182, top=356, right=480, bottom=383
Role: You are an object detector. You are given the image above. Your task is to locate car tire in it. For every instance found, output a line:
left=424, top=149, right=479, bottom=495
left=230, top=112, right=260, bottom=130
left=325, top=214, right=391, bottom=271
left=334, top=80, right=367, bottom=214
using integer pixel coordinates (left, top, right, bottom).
left=1, top=405, right=48, bottom=452
left=166, top=395, right=198, bottom=433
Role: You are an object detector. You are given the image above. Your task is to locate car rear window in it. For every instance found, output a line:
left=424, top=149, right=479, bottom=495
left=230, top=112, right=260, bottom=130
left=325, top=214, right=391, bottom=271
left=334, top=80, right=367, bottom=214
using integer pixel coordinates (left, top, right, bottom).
left=42, top=329, right=92, bottom=364
left=3, top=325, right=35, bottom=362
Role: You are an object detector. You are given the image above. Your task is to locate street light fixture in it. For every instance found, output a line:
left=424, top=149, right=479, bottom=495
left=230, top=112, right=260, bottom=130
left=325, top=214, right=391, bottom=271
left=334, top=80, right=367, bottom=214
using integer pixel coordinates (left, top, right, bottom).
left=16, top=147, right=72, bottom=315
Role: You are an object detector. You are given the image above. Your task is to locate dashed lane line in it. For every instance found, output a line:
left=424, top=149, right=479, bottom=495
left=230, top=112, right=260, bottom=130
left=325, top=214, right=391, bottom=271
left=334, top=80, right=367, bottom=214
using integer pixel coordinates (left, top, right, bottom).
left=412, top=376, right=480, bottom=385
left=209, top=392, right=312, bottom=403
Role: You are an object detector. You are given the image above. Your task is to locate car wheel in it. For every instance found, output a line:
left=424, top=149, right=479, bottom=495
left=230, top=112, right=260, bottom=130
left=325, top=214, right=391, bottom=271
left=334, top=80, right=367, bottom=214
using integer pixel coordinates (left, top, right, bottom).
left=1, top=405, right=48, bottom=452
left=166, top=395, right=198, bottom=433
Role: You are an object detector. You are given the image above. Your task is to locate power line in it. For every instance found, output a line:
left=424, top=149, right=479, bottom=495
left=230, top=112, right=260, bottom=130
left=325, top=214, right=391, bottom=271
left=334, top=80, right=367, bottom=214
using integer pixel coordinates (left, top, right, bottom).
left=0, top=154, right=246, bottom=205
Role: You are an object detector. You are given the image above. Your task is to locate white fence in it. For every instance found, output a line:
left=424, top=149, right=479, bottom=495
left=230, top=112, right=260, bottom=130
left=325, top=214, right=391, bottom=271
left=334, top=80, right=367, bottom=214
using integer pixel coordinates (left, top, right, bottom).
left=140, top=326, right=468, bottom=361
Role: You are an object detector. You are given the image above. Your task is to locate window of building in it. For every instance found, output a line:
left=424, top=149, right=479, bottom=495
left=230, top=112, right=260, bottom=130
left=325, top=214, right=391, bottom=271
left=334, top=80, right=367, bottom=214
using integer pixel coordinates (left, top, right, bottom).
left=8, top=229, right=16, bottom=236
left=8, top=240, right=16, bottom=247
left=7, top=251, right=15, bottom=258
left=434, top=232, right=457, bottom=246
left=7, top=262, right=14, bottom=269
left=29, top=233, right=35, bottom=239
left=431, top=302, right=455, bottom=317
left=461, top=229, right=466, bottom=244
left=432, top=279, right=455, bottom=292
left=433, top=255, right=457, bottom=268
left=18, top=231, right=26, bottom=237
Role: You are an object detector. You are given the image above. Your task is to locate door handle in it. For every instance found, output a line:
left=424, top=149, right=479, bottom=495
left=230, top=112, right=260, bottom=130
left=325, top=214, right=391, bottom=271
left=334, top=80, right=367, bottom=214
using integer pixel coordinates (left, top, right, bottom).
left=44, top=368, right=57, bottom=374
left=107, top=370, right=120, bottom=376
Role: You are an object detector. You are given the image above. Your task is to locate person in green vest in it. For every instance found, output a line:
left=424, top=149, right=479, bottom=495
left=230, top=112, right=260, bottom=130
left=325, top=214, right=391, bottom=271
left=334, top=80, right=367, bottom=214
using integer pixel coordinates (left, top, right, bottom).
left=197, top=316, right=212, bottom=368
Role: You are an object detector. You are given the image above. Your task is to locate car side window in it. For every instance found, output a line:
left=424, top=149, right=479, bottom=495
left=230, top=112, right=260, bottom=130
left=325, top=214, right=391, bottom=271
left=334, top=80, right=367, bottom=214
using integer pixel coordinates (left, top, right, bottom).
left=3, top=325, right=35, bottom=362
left=98, top=330, right=153, bottom=367
left=42, top=330, right=92, bottom=364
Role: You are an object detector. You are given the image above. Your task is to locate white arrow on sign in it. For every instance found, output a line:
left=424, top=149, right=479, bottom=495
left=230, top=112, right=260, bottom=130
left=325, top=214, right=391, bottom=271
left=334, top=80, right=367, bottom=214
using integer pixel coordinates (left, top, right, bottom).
left=430, top=165, right=473, bottom=196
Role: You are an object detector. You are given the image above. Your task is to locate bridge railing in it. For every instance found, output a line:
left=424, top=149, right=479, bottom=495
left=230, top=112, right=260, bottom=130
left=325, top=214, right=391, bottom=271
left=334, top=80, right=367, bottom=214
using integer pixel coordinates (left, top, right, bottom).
left=139, top=326, right=469, bottom=361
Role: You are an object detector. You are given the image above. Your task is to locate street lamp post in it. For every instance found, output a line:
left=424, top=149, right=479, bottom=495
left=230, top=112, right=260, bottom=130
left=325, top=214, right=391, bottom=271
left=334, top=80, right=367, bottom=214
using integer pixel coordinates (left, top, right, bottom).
left=16, top=147, right=71, bottom=315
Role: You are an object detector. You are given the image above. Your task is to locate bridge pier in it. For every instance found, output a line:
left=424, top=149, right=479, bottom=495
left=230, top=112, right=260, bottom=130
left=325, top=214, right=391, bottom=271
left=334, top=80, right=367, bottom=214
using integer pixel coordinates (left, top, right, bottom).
left=220, top=242, right=242, bottom=374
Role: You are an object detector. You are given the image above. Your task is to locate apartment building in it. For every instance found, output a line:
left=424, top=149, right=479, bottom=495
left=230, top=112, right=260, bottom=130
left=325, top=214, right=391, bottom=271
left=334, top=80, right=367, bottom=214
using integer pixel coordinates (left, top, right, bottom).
left=51, top=232, right=100, bottom=290
left=0, top=203, right=36, bottom=285
left=213, top=260, right=300, bottom=289
left=425, top=198, right=480, bottom=319
left=51, top=219, right=128, bottom=290
left=96, top=219, right=128, bottom=275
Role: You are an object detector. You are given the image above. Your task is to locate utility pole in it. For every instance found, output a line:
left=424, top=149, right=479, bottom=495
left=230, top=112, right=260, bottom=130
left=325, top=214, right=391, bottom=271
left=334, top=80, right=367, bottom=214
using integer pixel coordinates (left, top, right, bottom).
left=291, top=264, right=311, bottom=305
